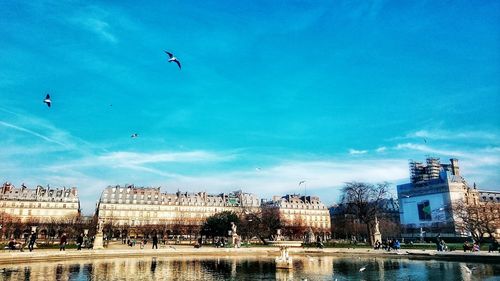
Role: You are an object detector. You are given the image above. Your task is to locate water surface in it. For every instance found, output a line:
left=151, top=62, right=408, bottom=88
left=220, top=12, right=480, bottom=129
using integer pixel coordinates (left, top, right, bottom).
left=0, top=255, right=499, bottom=281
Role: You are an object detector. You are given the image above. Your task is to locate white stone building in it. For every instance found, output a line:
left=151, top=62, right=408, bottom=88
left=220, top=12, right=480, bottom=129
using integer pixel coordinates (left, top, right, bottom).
left=0, top=182, right=80, bottom=223
left=265, top=194, right=331, bottom=238
left=96, top=185, right=260, bottom=228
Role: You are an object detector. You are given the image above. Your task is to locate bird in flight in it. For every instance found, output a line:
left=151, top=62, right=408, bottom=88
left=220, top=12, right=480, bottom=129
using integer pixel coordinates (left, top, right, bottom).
left=359, top=265, right=368, bottom=272
left=299, top=180, right=306, bottom=186
left=164, top=51, right=181, bottom=69
left=131, top=133, right=138, bottom=138
left=43, top=94, right=51, bottom=108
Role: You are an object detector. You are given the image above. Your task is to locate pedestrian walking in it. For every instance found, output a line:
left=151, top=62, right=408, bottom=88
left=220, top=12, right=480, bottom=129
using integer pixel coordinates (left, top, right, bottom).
left=77, top=233, right=84, bottom=250
left=28, top=231, right=37, bottom=252
left=60, top=233, right=67, bottom=251
left=152, top=235, right=158, bottom=249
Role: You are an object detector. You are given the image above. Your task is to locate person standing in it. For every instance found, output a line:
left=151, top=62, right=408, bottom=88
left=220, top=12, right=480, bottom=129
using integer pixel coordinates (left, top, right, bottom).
left=435, top=234, right=441, bottom=251
left=60, top=233, right=67, bottom=251
left=77, top=233, right=84, bottom=250
left=28, top=231, right=37, bottom=252
left=152, top=235, right=158, bottom=249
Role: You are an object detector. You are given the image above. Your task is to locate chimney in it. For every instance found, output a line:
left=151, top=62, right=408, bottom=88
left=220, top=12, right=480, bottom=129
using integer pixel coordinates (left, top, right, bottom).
left=450, top=158, right=460, bottom=176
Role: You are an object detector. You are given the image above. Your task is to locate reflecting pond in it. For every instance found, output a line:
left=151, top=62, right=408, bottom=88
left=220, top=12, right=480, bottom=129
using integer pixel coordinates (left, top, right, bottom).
left=1, top=255, right=499, bottom=281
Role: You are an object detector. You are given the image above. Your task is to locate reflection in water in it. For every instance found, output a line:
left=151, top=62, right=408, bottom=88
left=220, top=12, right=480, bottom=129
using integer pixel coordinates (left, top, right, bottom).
left=0, top=255, right=499, bottom=281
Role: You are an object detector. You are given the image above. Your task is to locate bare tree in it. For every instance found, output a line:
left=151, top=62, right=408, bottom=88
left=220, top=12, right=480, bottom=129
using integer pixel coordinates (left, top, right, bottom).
left=240, top=207, right=282, bottom=244
left=281, top=216, right=307, bottom=241
left=453, top=199, right=500, bottom=244
left=0, top=212, right=15, bottom=240
left=340, top=182, right=390, bottom=245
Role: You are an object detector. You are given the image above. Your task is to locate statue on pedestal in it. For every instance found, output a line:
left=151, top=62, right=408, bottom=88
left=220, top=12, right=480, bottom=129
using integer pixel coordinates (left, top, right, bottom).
left=230, top=222, right=239, bottom=247
left=372, top=216, right=382, bottom=246
left=374, top=216, right=380, bottom=234
left=231, top=222, right=237, bottom=236
left=275, top=229, right=282, bottom=241
left=93, top=219, right=105, bottom=250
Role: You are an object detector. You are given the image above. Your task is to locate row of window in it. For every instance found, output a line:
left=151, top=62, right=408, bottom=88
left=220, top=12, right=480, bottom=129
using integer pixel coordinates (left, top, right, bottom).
left=102, top=210, right=212, bottom=219
left=100, top=204, right=233, bottom=214
left=103, top=193, right=259, bottom=205
left=283, top=214, right=330, bottom=222
left=100, top=199, right=255, bottom=207
left=0, top=202, right=78, bottom=209
left=2, top=208, right=78, bottom=216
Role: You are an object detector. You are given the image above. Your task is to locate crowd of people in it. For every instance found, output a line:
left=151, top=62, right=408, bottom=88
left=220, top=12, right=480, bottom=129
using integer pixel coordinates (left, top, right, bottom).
left=5, top=231, right=89, bottom=252
left=373, top=239, right=401, bottom=251
left=3, top=231, right=500, bottom=254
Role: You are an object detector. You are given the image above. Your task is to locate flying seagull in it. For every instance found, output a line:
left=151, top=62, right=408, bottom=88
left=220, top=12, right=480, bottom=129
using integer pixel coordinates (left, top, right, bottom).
left=164, top=51, right=181, bottom=70
left=43, top=94, right=51, bottom=108
left=131, top=133, right=138, bottom=138
left=299, top=180, right=306, bottom=186
left=359, top=265, right=367, bottom=272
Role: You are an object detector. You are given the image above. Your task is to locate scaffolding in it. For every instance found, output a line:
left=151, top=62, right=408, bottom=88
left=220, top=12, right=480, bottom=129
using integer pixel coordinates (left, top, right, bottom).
left=409, top=160, right=424, bottom=183
left=409, top=157, right=441, bottom=184
left=426, top=157, right=441, bottom=180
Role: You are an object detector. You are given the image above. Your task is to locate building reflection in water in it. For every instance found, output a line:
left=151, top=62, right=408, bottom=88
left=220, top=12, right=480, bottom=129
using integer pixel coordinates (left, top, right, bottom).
left=0, top=255, right=498, bottom=281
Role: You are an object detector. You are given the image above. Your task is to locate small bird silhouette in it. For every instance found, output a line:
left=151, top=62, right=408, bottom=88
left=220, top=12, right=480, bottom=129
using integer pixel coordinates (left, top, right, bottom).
left=43, top=94, right=51, bottom=108
left=131, top=133, right=138, bottom=138
left=299, top=180, right=306, bottom=186
left=164, top=51, right=181, bottom=69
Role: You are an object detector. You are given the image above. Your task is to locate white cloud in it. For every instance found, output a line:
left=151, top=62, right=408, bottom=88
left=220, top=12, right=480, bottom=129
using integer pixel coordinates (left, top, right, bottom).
left=99, top=150, right=233, bottom=165
left=68, top=6, right=121, bottom=44
left=0, top=120, right=67, bottom=147
left=81, top=17, right=117, bottom=43
left=349, top=149, right=368, bottom=155
left=162, top=159, right=409, bottom=202
left=376, top=146, right=387, bottom=153
left=407, top=129, right=498, bottom=141
left=395, top=142, right=467, bottom=158
left=0, top=109, right=100, bottom=153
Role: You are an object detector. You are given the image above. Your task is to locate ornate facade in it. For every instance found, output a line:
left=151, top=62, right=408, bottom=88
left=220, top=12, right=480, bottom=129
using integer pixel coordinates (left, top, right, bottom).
left=265, top=194, right=331, bottom=231
left=97, top=185, right=260, bottom=227
left=0, top=182, right=80, bottom=223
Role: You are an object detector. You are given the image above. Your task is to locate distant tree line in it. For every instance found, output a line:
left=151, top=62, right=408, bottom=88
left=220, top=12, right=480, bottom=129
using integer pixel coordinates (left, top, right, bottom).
left=0, top=212, right=94, bottom=244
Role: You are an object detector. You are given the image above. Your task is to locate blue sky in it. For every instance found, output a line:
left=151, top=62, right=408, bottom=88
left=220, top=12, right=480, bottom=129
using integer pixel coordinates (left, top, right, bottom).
left=1, top=1, right=499, bottom=215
